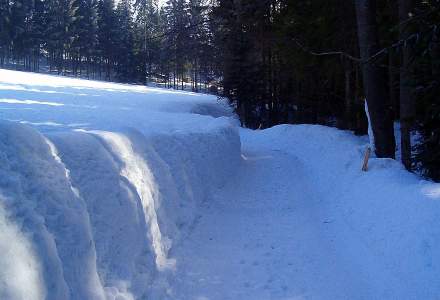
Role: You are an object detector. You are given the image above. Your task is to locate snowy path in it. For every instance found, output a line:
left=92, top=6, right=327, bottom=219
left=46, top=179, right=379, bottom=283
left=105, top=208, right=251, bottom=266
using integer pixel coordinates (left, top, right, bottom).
left=171, top=130, right=377, bottom=300
left=1, top=70, right=439, bottom=299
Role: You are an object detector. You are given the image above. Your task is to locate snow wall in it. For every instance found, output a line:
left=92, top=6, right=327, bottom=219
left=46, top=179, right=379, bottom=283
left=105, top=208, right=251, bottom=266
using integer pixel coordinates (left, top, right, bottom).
left=0, top=118, right=241, bottom=300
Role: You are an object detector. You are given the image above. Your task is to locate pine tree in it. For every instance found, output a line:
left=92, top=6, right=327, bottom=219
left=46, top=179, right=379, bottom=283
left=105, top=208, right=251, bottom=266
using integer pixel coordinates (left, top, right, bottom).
left=9, top=0, right=33, bottom=69
left=187, top=0, right=212, bottom=91
left=28, top=0, right=47, bottom=71
left=70, top=0, right=98, bottom=77
left=114, top=0, right=135, bottom=82
left=163, top=0, right=191, bottom=89
left=134, top=0, right=158, bottom=83
left=0, top=0, right=11, bottom=66
left=97, top=0, right=117, bottom=79
left=413, top=1, right=440, bottom=181
left=45, top=0, right=80, bottom=73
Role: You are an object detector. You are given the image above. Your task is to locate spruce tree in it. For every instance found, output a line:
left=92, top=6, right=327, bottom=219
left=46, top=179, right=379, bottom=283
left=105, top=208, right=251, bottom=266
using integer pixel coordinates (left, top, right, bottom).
left=0, top=0, right=11, bottom=66
left=45, top=0, right=79, bottom=73
left=413, top=1, right=440, bottom=181
left=162, top=0, right=191, bottom=89
left=115, top=0, right=135, bottom=82
left=97, top=0, right=117, bottom=79
left=133, top=0, right=158, bottom=83
left=70, top=0, right=98, bottom=76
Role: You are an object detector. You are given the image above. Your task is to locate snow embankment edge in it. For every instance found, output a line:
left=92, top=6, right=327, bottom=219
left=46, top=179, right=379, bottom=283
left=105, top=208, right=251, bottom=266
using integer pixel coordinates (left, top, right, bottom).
left=0, top=118, right=241, bottom=300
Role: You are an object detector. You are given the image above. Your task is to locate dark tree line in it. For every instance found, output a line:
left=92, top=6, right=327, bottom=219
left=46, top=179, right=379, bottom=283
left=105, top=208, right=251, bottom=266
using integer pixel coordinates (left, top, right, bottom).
left=0, top=0, right=439, bottom=180
left=0, top=0, right=216, bottom=86
left=214, top=0, right=440, bottom=180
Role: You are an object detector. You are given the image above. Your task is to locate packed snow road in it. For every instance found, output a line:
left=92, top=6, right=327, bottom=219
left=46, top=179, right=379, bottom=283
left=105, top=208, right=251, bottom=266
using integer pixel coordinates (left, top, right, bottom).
left=172, top=130, right=359, bottom=299
left=1, top=69, right=440, bottom=299
left=171, top=127, right=440, bottom=300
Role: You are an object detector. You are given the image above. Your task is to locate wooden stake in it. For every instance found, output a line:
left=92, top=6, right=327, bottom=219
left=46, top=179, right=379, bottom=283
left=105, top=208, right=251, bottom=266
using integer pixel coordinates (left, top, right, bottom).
left=362, top=147, right=372, bottom=172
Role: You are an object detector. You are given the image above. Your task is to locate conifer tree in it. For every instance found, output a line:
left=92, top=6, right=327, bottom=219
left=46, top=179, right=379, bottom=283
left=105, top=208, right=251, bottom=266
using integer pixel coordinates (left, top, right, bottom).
left=0, top=0, right=11, bottom=66
left=134, top=0, right=158, bottom=83
left=70, top=0, right=98, bottom=76
left=97, top=0, right=117, bottom=79
left=115, top=0, right=135, bottom=81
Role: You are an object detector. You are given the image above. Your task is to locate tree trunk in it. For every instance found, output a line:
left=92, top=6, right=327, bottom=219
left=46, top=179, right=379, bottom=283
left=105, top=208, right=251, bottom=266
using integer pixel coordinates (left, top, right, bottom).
left=399, top=0, right=415, bottom=170
left=344, top=60, right=353, bottom=129
left=355, top=0, right=396, bottom=158
left=389, top=50, right=399, bottom=119
left=432, top=29, right=440, bottom=78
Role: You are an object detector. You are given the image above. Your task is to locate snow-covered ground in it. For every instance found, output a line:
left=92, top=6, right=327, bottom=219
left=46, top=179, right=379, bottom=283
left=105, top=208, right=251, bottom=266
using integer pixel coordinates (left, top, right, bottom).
left=1, top=69, right=439, bottom=299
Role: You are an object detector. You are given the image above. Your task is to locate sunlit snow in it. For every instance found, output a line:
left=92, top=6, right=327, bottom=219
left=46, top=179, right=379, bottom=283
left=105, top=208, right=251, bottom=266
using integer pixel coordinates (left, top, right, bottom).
left=1, top=69, right=439, bottom=299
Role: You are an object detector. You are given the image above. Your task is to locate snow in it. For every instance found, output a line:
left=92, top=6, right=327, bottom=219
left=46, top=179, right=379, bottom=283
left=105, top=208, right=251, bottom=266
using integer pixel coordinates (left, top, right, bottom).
left=1, top=69, right=440, bottom=299
left=238, top=126, right=440, bottom=298
left=0, top=69, right=240, bottom=299
left=170, top=125, right=440, bottom=299
left=0, top=202, right=45, bottom=300
left=0, top=69, right=233, bottom=134
left=365, top=100, right=375, bottom=153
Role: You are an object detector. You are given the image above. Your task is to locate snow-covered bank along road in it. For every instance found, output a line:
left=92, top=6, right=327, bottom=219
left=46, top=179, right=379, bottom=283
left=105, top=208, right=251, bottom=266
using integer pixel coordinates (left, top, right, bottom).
left=0, top=69, right=241, bottom=299
left=1, top=69, right=440, bottom=299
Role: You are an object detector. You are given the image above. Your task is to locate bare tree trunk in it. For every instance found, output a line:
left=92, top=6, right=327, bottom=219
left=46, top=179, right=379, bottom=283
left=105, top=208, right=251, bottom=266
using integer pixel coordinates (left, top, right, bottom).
left=355, top=0, right=396, bottom=158
left=399, top=0, right=415, bottom=170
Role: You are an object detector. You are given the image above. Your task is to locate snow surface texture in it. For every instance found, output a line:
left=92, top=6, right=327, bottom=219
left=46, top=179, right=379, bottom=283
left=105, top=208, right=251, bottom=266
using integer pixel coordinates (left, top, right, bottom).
left=1, top=69, right=440, bottom=299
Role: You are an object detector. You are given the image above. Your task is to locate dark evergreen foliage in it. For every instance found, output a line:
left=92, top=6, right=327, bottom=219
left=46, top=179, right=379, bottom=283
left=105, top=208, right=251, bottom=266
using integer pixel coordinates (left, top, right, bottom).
left=412, top=1, right=440, bottom=180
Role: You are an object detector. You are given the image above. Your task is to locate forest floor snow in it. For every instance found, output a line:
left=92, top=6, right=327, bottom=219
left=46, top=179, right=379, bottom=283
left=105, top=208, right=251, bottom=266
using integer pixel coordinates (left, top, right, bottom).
left=0, top=69, right=439, bottom=299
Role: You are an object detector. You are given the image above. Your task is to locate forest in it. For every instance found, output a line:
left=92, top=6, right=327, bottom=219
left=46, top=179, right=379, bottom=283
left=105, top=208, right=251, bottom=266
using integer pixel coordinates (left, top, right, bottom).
left=0, top=0, right=439, bottom=181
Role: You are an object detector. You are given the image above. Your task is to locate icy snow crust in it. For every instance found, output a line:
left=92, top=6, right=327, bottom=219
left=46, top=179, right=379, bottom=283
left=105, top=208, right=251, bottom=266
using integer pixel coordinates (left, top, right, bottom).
left=1, top=69, right=440, bottom=299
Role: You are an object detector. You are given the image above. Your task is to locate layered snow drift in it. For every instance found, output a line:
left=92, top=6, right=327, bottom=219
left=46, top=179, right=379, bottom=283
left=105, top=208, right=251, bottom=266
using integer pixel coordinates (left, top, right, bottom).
left=0, top=120, right=240, bottom=299
left=0, top=69, right=241, bottom=299
left=0, top=121, right=105, bottom=300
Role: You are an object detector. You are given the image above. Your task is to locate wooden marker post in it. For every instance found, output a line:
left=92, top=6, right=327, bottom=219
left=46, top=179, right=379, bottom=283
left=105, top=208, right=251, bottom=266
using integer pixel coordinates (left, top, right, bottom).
left=362, top=147, right=372, bottom=172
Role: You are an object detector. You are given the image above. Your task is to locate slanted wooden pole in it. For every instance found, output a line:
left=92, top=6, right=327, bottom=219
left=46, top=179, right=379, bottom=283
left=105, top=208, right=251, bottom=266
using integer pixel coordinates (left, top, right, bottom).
left=362, top=147, right=372, bottom=171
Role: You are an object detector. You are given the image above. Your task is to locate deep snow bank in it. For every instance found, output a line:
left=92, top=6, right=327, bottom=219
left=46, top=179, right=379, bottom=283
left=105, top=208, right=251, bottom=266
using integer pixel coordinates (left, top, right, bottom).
left=0, top=69, right=241, bottom=299
left=242, top=125, right=440, bottom=298
left=0, top=119, right=240, bottom=299
left=0, top=121, right=105, bottom=300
